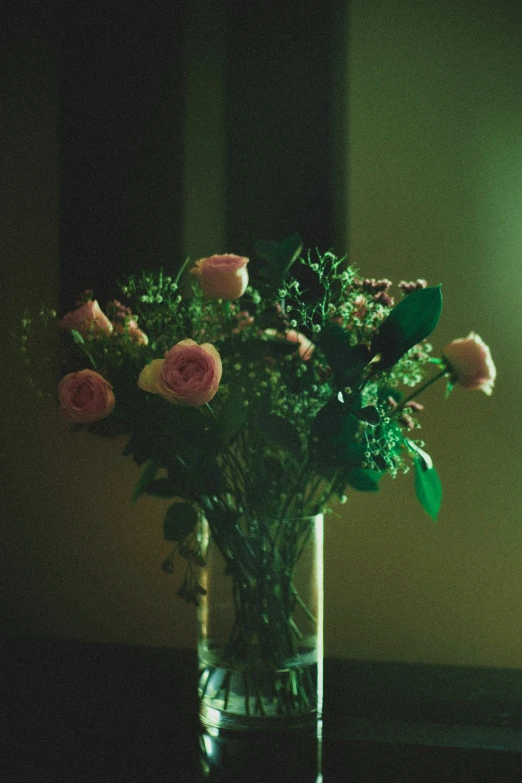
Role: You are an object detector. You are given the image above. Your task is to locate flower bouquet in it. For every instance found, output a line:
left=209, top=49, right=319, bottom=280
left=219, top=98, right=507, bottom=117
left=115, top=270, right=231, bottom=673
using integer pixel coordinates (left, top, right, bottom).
left=24, top=234, right=495, bottom=730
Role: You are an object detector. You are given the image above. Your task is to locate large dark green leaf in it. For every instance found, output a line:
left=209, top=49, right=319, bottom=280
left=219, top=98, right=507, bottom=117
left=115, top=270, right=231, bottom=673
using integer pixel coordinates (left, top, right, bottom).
left=414, top=455, right=442, bottom=521
left=258, top=414, right=303, bottom=458
left=371, top=286, right=442, bottom=369
left=122, top=432, right=154, bottom=466
left=347, top=468, right=383, bottom=492
left=122, top=394, right=220, bottom=468
left=144, top=477, right=184, bottom=499
left=192, top=453, right=226, bottom=497
left=221, top=336, right=299, bottom=363
left=316, top=322, right=372, bottom=389
left=201, top=500, right=239, bottom=532
left=353, top=406, right=380, bottom=425
left=254, top=233, right=303, bottom=290
left=163, top=502, right=198, bottom=542
left=84, top=415, right=130, bottom=438
left=309, top=399, right=364, bottom=471
left=216, top=388, right=247, bottom=446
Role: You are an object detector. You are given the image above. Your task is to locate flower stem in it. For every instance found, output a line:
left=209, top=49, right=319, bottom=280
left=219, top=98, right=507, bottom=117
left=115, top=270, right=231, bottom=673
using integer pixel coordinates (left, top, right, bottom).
left=173, top=255, right=192, bottom=289
left=395, top=365, right=450, bottom=414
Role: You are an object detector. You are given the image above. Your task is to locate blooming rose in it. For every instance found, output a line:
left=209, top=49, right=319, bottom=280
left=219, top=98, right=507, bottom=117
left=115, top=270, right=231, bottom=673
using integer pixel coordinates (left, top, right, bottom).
left=58, top=369, right=115, bottom=422
left=264, top=328, right=315, bottom=360
left=443, top=332, right=496, bottom=395
left=58, top=300, right=113, bottom=337
left=113, top=318, right=149, bottom=346
left=190, top=254, right=249, bottom=300
left=138, top=339, right=222, bottom=406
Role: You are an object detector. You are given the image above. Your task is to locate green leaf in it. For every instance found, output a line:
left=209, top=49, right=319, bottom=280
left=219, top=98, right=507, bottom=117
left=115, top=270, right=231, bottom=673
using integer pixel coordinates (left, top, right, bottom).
left=202, top=501, right=239, bottom=532
left=222, top=336, right=299, bottom=362
left=132, top=459, right=160, bottom=503
left=122, top=432, right=154, bottom=466
left=371, top=286, right=442, bottom=369
left=316, top=322, right=371, bottom=388
left=216, top=387, right=247, bottom=445
left=258, top=414, right=303, bottom=458
left=143, top=477, right=181, bottom=499
left=353, top=406, right=380, bottom=425
left=254, top=233, right=303, bottom=288
left=69, top=328, right=86, bottom=346
left=86, top=415, right=130, bottom=438
left=414, top=456, right=442, bottom=521
left=347, top=468, right=383, bottom=491
left=163, top=502, right=198, bottom=542
left=309, top=399, right=364, bottom=471
left=122, top=395, right=220, bottom=468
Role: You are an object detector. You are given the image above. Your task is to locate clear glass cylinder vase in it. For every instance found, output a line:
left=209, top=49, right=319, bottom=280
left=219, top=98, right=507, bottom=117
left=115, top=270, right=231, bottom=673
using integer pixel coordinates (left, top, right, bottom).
left=197, top=513, right=323, bottom=732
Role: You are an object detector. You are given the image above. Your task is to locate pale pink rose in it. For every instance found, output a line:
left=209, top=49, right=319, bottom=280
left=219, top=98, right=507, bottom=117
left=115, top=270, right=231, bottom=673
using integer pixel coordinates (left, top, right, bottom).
left=138, top=339, right=222, bottom=406
left=58, top=369, right=115, bottom=422
left=58, top=300, right=113, bottom=337
left=263, top=328, right=315, bottom=360
left=443, top=332, right=496, bottom=394
left=113, top=318, right=149, bottom=345
left=190, top=254, right=249, bottom=300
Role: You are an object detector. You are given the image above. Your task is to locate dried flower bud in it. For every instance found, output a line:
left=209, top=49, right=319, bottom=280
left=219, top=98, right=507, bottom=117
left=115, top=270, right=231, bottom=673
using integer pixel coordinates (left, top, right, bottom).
left=404, top=400, right=424, bottom=412
left=399, top=279, right=428, bottom=294
left=373, top=291, right=394, bottom=307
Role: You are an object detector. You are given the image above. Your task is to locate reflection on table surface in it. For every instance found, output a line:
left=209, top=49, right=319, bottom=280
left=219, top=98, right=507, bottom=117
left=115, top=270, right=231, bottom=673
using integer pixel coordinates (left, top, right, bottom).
left=2, top=637, right=522, bottom=782
left=198, top=721, right=322, bottom=782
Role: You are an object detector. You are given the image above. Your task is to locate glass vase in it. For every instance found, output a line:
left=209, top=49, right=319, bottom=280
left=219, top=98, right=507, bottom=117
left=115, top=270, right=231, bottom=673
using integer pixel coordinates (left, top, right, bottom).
left=197, top=513, right=323, bottom=732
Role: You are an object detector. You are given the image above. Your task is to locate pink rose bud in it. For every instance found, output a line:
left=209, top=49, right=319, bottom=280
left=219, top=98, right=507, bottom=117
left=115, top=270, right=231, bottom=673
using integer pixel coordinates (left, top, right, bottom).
left=113, top=319, right=149, bottom=346
left=58, top=300, right=113, bottom=337
left=264, top=328, right=315, bottom=361
left=127, top=320, right=149, bottom=346
left=58, top=369, right=115, bottom=422
left=284, top=329, right=315, bottom=360
left=443, top=332, right=496, bottom=395
left=138, top=339, right=222, bottom=406
left=190, top=254, right=249, bottom=300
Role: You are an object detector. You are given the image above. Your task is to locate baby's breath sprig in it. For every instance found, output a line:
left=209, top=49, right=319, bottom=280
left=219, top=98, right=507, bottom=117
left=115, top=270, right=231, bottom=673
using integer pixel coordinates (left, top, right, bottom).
left=19, top=307, right=59, bottom=401
left=119, top=267, right=184, bottom=351
left=282, top=250, right=355, bottom=334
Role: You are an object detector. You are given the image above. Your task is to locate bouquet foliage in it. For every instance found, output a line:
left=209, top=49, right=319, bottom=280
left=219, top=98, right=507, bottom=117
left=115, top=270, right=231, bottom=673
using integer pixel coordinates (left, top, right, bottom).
left=23, top=233, right=496, bottom=608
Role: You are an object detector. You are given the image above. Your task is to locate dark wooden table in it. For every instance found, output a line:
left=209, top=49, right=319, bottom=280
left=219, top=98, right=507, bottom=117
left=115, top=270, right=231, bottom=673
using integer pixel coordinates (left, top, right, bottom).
left=1, top=636, right=521, bottom=782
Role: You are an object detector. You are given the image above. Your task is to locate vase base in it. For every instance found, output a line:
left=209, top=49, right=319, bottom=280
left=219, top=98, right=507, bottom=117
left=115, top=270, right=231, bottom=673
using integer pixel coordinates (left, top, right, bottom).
left=198, top=656, right=321, bottom=731
left=200, top=700, right=320, bottom=732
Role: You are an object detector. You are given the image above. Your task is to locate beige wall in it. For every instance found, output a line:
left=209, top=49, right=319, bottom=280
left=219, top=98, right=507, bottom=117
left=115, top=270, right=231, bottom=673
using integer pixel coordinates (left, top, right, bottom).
left=333, top=0, right=522, bottom=666
left=3, top=1, right=522, bottom=667
left=1, top=6, right=197, bottom=649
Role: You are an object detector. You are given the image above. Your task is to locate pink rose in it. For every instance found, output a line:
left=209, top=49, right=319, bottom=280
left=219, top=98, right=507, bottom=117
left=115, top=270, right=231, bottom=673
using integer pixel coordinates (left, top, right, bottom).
left=113, top=318, right=149, bottom=346
left=58, top=369, right=115, bottom=422
left=58, top=300, right=113, bottom=337
left=264, top=328, right=315, bottom=361
left=138, top=339, right=222, bottom=406
left=285, top=329, right=315, bottom=360
left=190, top=254, right=249, bottom=300
left=443, top=332, right=496, bottom=395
